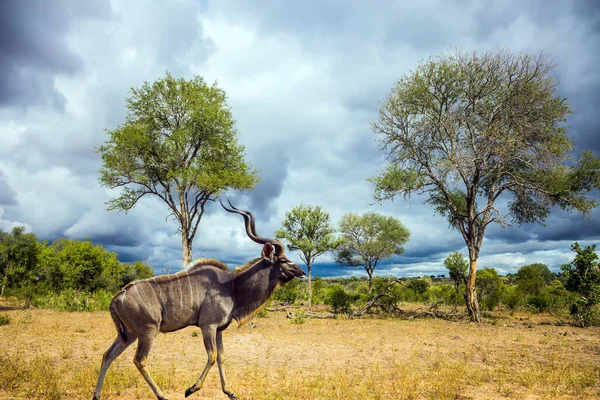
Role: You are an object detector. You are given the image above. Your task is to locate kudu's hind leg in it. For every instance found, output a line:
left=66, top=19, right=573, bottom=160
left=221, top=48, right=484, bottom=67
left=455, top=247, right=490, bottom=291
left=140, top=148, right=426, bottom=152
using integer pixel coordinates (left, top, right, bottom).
left=133, top=328, right=168, bottom=400
left=216, top=330, right=238, bottom=399
left=185, top=325, right=218, bottom=398
left=93, top=334, right=137, bottom=400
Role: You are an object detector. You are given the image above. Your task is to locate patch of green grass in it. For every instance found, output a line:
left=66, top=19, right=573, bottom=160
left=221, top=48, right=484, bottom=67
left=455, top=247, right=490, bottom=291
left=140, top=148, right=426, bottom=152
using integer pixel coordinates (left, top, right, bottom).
left=0, top=314, right=10, bottom=326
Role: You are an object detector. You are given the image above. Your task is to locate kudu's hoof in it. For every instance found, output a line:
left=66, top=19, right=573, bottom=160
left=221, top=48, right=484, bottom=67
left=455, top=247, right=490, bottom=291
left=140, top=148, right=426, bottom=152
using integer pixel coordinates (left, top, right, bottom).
left=184, top=387, right=194, bottom=398
left=228, top=394, right=238, bottom=400
left=157, top=397, right=168, bottom=400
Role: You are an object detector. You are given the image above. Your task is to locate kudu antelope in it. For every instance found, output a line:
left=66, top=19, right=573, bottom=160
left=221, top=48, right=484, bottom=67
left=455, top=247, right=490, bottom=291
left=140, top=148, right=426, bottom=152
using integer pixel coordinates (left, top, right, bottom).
left=92, top=201, right=305, bottom=400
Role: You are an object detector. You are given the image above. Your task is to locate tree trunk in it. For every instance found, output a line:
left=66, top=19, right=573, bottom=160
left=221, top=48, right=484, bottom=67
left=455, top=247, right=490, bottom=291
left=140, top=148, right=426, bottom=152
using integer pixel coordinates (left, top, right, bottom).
left=182, top=233, right=192, bottom=267
left=465, top=258, right=481, bottom=322
left=367, top=269, right=374, bottom=294
left=1, top=269, right=8, bottom=297
left=307, top=262, right=313, bottom=308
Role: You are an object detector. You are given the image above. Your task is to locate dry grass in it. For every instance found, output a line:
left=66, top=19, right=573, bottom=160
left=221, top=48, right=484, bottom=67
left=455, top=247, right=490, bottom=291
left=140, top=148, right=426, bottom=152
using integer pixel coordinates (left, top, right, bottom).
left=0, top=304, right=599, bottom=399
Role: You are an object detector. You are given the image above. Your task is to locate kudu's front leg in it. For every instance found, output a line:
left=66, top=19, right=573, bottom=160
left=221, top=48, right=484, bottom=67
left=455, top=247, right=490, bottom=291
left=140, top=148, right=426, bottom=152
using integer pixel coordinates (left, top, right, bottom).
left=185, top=325, right=218, bottom=398
left=216, top=330, right=238, bottom=399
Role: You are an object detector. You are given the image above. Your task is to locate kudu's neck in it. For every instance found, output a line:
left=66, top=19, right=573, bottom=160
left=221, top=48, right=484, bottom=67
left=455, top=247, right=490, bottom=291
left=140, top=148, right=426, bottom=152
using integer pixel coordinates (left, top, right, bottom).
left=232, top=260, right=279, bottom=326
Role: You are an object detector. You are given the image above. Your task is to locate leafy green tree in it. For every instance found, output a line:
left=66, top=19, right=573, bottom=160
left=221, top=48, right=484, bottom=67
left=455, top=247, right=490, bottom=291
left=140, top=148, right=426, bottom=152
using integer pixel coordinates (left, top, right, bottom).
left=98, top=72, right=259, bottom=266
left=37, top=241, right=62, bottom=293
left=54, top=239, right=119, bottom=292
left=444, top=251, right=468, bottom=292
left=370, top=49, right=600, bottom=322
left=476, top=268, right=504, bottom=311
left=561, top=242, right=600, bottom=326
left=335, top=212, right=410, bottom=293
left=101, top=259, right=154, bottom=292
left=515, top=263, right=555, bottom=296
left=276, top=205, right=340, bottom=307
left=0, top=227, right=40, bottom=306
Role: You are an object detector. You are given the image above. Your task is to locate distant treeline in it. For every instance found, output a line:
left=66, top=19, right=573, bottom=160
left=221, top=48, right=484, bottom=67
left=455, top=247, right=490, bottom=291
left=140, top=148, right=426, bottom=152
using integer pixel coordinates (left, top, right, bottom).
left=0, top=226, right=153, bottom=310
left=272, top=264, right=591, bottom=322
left=1, top=225, right=598, bottom=326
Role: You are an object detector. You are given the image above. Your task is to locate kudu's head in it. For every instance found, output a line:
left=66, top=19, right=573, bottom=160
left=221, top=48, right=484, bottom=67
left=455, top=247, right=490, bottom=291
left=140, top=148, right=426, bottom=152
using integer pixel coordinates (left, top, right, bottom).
left=221, top=200, right=305, bottom=283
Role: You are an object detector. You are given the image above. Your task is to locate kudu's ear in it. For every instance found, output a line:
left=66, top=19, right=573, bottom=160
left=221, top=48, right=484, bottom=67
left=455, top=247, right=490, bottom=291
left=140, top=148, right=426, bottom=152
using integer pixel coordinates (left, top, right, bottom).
left=261, top=243, right=275, bottom=264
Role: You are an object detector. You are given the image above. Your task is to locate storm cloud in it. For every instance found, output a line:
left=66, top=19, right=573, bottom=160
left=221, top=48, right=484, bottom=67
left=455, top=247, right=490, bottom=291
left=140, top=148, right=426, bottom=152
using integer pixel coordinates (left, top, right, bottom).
left=0, top=0, right=598, bottom=276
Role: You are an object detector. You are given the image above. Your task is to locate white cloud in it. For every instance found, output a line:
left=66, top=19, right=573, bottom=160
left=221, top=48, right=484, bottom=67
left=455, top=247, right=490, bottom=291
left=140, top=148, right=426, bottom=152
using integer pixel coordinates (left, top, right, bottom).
left=0, top=0, right=598, bottom=275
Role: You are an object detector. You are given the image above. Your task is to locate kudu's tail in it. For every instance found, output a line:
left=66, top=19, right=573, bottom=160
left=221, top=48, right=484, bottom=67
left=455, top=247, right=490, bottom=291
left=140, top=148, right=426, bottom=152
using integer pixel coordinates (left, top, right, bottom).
left=109, top=296, right=128, bottom=343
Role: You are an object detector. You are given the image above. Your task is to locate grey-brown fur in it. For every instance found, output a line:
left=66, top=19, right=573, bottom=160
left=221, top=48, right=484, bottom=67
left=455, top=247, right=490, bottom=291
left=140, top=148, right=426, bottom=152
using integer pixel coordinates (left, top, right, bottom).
left=92, top=203, right=305, bottom=400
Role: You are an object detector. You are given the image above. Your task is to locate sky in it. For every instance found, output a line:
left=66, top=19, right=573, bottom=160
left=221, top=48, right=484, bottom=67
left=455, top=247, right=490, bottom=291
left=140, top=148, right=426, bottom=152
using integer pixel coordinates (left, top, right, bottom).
left=0, top=0, right=599, bottom=278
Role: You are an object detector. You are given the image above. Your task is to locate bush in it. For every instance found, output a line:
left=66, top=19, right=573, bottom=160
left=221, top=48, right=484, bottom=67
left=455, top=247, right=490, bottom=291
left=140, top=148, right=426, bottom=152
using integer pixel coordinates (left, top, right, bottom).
left=272, top=279, right=304, bottom=304
left=34, top=289, right=113, bottom=312
left=476, top=268, right=504, bottom=311
left=325, top=285, right=353, bottom=314
left=425, top=283, right=461, bottom=306
left=526, top=291, right=552, bottom=313
left=502, top=285, right=523, bottom=311
left=0, top=314, right=9, bottom=326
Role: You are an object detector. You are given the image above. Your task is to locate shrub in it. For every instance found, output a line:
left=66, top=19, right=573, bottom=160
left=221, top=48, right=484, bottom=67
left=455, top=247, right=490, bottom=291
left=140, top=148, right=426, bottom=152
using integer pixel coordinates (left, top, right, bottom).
left=502, top=285, right=523, bottom=311
left=561, top=243, right=600, bottom=327
left=425, top=283, right=461, bottom=306
left=290, top=311, right=306, bottom=325
left=272, top=279, right=304, bottom=304
left=526, top=291, right=552, bottom=313
left=325, top=285, right=353, bottom=314
left=476, top=268, right=504, bottom=311
left=0, top=314, right=9, bottom=326
left=34, top=289, right=113, bottom=312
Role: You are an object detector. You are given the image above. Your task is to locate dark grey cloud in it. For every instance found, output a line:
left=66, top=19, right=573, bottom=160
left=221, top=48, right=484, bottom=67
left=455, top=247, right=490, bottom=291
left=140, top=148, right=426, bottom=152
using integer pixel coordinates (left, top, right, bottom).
left=0, top=0, right=111, bottom=109
left=1, top=0, right=599, bottom=277
left=0, top=172, right=17, bottom=205
left=565, top=84, right=600, bottom=154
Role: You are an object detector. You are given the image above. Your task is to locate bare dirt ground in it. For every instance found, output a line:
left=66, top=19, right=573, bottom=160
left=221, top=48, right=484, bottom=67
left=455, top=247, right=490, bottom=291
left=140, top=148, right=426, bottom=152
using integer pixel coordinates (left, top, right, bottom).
left=0, top=304, right=599, bottom=399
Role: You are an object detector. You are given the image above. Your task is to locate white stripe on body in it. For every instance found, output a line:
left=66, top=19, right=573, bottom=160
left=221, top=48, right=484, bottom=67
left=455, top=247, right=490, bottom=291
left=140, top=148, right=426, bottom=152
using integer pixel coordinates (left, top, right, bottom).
left=147, top=279, right=160, bottom=307
left=133, top=283, right=152, bottom=316
left=185, top=271, right=193, bottom=310
left=178, top=275, right=183, bottom=310
left=152, top=278, right=165, bottom=308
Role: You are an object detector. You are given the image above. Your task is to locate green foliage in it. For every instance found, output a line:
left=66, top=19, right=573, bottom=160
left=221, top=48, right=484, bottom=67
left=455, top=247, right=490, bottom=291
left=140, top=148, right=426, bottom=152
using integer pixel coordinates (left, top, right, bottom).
left=515, top=263, right=555, bottom=296
left=276, top=205, right=340, bottom=262
left=336, top=212, right=410, bottom=292
left=0, top=314, right=9, bottom=326
left=0, top=227, right=40, bottom=305
left=406, top=278, right=429, bottom=299
left=290, top=311, right=306, bottom=325
left=476, top=268, right=504, bottom=311
left=370, top=49, right=600, bottom=321
left=425, top=283, right=463, bottom=306
left=34, top=289, right=113, bottom=312
left=325, top=285, right=354, bottom=314
left=502, top=285, right=523, bottom=311
left=272, top=279, right=303, bottom=304
left=561, top=242, right=600, bottom=326
left=98, top=72, right=259, bottom=263
left=276, top=204, right=340, bottom=306
left=0, top=227, right=153, bottom=311
left=444, top=251, right=468, bottom=290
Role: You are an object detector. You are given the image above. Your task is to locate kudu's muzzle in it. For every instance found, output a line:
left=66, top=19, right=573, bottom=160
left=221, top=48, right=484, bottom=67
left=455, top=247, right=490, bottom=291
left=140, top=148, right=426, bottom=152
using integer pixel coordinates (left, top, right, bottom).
left=284, top=262, right=306, bottom=279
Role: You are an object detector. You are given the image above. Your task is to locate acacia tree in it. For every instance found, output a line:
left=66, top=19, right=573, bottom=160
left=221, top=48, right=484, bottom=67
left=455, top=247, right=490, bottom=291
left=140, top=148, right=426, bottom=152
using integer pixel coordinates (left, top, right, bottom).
left=370, top=50, right=600, bottom=322
left=275, top=205, right=340, bottom=307
left=99, top=73, right=259, bottom=266
left=335, top=212, right=410, bottom=293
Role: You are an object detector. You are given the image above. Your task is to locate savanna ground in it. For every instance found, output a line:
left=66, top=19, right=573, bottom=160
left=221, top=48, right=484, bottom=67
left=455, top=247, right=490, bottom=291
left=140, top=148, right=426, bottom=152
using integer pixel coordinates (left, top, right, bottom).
left=0, top=301, right=599, bottom=400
